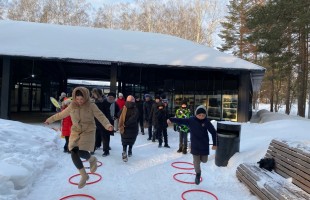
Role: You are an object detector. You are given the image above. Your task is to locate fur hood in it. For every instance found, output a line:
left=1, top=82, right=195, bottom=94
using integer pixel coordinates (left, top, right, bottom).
left=71, top=87, right=90, bottom=108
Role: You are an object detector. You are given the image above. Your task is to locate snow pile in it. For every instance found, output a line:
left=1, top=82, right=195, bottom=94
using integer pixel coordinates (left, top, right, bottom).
left=0, top=120, right=59, bottom=199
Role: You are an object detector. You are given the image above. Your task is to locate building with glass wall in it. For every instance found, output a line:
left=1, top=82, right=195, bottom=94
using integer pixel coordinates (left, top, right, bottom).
left=0, top=20, right=265, bottom=122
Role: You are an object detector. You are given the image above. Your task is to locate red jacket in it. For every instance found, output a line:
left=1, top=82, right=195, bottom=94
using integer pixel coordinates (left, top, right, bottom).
left=61, top=106, right=72, bottom=136
left=116, top=98, right=126, bottom=110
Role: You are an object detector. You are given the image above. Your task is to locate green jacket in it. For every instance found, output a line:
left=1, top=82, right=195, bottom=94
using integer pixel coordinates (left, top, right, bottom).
left=175, top=108, right=190, bottom=133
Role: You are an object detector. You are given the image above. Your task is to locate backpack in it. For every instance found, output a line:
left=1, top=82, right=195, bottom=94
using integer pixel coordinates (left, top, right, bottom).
left=257, top=158, right=275, bottom=171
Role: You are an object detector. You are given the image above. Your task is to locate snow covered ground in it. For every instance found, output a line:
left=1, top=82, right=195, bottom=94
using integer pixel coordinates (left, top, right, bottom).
left=1, top=110, right=310, bottom=200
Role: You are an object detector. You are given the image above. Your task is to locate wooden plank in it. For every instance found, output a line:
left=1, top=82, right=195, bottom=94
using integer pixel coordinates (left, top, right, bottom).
left=237, top=166, right=277, bottom=200
left=269, top=150, right=310, bottom=180
left=272, top=139, right=310, bottom=158
left=238, top=164, right=304, bottom=199
left=236, top=170, right=270, bottom=200
left=271, top=142, right=310, bottom=168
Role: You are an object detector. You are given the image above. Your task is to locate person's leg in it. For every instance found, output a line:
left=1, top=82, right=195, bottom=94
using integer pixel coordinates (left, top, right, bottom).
left=102, top=132, right=110, bottom=156
left=139, top=117, right=144, bottom=134
left=122, top=144, right=128, bottom=162
left=192, top=154, right=202, bottom=185
left=71, top=147, right=89, bottom=189
left=182, top=132, right=188, bottom=154
left=157, top=128, right=163, bottom=147
left=64, top=136, right=69, bottom=152
left=177, top=131, right=183, bottom=152
left=201, top=155, right=208, bottom=163
left=152, top=125, right=156, bottom=142
left=163, top=128, right=169, bottom=147
left=128, top=145, right=133, bottom=156
left=148, top=122, right=152, bottom=140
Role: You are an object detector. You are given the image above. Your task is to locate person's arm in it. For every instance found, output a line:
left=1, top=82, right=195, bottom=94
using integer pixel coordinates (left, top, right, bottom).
left=206, top=120, right=218, bottom=149
left=45, top=106, right=71, bottom=124
left=92, top=104, right=113, bottom=131
left=168, top=117, right=190, bottom=126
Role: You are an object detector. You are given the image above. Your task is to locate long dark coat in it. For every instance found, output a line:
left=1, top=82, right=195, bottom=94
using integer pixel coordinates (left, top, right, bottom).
left=120, top=101, right=139, bottom=146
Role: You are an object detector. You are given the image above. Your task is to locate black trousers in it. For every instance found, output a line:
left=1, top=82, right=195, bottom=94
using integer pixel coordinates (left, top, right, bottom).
left=71, top=147, right=91, bottom=169
left=102, top=130, right=111, bottom=152
left=64, top=136, right=69, bottom=151
left=138, top=116, right=144, bottom=133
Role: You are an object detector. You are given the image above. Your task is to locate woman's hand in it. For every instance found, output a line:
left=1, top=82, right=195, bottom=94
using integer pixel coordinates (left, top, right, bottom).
left=167, top=119, right=171, bottom=124
left=44, top=121, right=49, bottom=125
left=108, top=125, right=114, bottom=132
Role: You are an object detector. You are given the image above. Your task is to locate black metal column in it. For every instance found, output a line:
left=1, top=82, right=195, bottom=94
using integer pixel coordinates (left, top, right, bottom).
left=110, top=63, right=117, bottom=93
left=1, top=57, right=11, bottom=119
left=238, top=71, right=251, bottom=122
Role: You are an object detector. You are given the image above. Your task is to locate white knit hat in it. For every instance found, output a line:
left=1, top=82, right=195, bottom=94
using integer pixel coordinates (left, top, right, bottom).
left=118, top=93, right=124, bottom=97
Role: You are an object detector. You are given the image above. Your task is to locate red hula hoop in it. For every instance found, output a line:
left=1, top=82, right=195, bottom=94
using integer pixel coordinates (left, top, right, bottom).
left=181, top=189, right=218, bottom=200
left=173, top=172, right=203, bottom=184
left=82, top=160, right=103, bottom=169
left=59, top=193, right=96, bottom=200
left=69, top=172, right=102, bottom=186
left=171, top=161, right=194, bottom=170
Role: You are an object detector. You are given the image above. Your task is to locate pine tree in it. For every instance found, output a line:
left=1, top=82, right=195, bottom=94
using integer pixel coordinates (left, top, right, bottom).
left=218, top=0, right=259, bottom=60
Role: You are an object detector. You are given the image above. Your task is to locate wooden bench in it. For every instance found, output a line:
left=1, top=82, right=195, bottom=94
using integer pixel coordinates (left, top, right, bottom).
left=236, top=139, right=310, bottom=200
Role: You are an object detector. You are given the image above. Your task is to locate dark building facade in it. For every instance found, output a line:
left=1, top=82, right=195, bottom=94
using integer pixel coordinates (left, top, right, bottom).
left=0, top=21, right=265, bottom=122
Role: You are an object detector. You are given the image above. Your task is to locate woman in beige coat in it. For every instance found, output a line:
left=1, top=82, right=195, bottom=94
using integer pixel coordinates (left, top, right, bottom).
left=45, top=87, right=113, bottom=189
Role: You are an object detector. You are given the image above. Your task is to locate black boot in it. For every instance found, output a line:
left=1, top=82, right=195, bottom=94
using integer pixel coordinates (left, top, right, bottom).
left=195, top=173, right=201, bottom=185
left=177, top=146, right=182, bottom=153
left=102, top=150, right=110, bottom=157
left=128, top=150, right=132, bottom=157
left=182, top=146, right=187, bottom=154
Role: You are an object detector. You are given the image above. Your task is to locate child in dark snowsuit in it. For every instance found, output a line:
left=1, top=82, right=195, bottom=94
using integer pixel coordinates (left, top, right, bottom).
left=168, top=105, right=218, bottom=185
left=154, top=102, right=169, bottom=148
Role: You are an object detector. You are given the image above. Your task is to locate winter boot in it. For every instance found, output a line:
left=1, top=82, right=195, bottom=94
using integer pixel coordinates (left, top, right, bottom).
left=102, top=150, right=110, bottom=157
left=89, top=156, right=98, bottom=173
left=195, top=172, right=201, bottom=185
left=78, top=168, right=89, bottom=189
left=164, top=144, right=170, bottom=148
left=182, top=146, right=187, bottom=154
left=122, top=151, right=128, bottom=162
left=128, top=150, right=132, bottom=157
left=177, top=146, right=182, bottom=153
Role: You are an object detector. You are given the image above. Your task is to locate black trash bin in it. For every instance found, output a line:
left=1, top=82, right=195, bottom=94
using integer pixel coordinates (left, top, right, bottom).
left=215, top=122, right=241, bottom=167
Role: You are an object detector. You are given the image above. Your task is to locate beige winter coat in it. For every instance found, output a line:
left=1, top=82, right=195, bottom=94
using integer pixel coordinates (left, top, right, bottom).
left=46, top=87, right=112, bottom=151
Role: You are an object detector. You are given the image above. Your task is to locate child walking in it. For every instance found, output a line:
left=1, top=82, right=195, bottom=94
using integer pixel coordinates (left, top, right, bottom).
left=61, top=98, right=72, bottom=153
left=167, top=105, right=218, bottom=185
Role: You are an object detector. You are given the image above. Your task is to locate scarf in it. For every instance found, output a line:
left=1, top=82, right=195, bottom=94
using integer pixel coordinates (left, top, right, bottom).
left=118, top=106, right=127, bottom=134
left=110, top=102, right=115, bottom=118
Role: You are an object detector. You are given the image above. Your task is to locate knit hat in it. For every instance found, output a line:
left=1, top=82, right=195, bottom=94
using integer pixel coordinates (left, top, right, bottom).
left=155, top=95, right=161, bottom=100
left=118, top=93, right=124, bottom=97
left=144, top=94, right=151, bottom=98
left=107, top=92, right=116, bottom=98
left=60, top=92, right=66, bottom=97
left=195, top=105, right=207, bottom=115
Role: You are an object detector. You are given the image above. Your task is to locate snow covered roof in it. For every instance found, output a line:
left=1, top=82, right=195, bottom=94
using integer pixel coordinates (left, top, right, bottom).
left=0, top=20, right=265, bottom=72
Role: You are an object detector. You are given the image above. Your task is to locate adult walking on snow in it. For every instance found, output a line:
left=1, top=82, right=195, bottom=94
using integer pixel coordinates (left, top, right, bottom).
left=115, top=92, right=125, bottom=131
left=118, top=95, right=139, bottom=162
left=44, top=87, right=113, bottom=189
left=143, top=94, right=153, bottom=140
left=167, top=105, right=218, bottom=185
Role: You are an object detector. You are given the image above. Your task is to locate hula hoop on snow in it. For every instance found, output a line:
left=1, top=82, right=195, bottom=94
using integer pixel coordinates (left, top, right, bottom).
left=59, top=194, right=96, bottom=200
left=69, top=173, right=102, bottom=186
left=171, top=161, right=194, bottom=170
left=173, top=172, right=202, bottom=184
left=181, top=189, right=218, bottom=200
left=82, top=160, right=103, bottom=169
